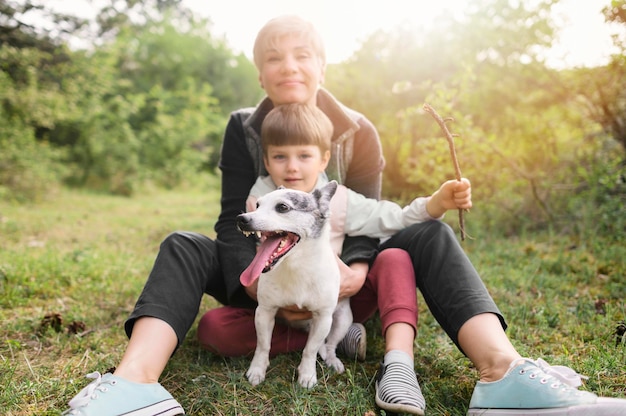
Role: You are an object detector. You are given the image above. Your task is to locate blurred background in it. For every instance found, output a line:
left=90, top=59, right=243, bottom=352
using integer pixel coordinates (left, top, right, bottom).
left=1, top=0, right=624, bottom=240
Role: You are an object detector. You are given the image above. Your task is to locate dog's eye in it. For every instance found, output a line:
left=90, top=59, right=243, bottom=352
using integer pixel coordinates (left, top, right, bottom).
left=275, top=203, right=290, bottom=213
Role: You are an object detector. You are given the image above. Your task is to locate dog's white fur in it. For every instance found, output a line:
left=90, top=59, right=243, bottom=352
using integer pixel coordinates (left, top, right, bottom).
left=237, top=181, right=352, bottom=388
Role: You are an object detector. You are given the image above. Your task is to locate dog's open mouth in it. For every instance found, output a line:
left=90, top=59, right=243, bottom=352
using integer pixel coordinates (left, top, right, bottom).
left=240, top=231, right=300, bottom=287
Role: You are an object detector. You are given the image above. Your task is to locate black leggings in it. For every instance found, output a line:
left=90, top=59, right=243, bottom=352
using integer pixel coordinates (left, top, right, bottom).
left=380, top=220, right=506, bottom=350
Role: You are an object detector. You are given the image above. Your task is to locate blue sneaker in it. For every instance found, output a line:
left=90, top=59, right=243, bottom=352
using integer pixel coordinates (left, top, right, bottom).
left=468, top=358, right=626, bottom=415
left=63, top=372, right=184, bottom=416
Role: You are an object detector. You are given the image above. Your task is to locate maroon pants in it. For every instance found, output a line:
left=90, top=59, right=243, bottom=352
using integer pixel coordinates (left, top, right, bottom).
left=197, top=248, right=417, bottom=357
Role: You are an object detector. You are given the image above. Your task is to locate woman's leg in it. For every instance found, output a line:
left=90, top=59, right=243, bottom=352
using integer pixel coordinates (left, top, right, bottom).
left=114, top=317, right=178, bottom=383
left=124, top=231, right=226, bottom=347
left=458, top=313, right=521, bottom=382
left=379, top=222, right=520, bottom=378
left=380, top=222, right=626, bottom=414
left=64, top=231, right=223, bottom=414
left=116, top=231, right=225, bottom=381
left=380, top=221, right=507, bottom=353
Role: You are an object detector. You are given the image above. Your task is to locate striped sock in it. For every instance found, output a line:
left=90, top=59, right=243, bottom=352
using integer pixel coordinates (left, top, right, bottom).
left=384, top=350, right=414, bottom=367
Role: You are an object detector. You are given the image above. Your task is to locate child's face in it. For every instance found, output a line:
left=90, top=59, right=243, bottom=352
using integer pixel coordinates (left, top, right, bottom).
left=264, top=144, right=329, bottom=192
left=258, top=34, right=325, bottom=106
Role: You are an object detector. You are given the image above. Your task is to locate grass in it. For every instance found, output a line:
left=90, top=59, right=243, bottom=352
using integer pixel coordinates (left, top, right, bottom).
left=1, top=174, right=625, bottom=415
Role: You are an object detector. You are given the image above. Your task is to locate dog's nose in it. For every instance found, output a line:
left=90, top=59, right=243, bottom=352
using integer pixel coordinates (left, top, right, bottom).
left=237, top=213, right=251, bottom=229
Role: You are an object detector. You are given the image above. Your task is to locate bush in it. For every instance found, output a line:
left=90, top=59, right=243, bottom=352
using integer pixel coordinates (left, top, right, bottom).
left=0, top=120, right=65, bottom=202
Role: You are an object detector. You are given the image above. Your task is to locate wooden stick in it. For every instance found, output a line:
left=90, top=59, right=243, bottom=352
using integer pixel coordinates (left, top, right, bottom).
left=422, top=103, right=467, bottom=240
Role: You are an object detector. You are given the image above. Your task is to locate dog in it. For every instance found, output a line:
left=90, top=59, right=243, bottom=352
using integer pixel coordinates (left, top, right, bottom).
left=237, top=180, right=352, bottom=388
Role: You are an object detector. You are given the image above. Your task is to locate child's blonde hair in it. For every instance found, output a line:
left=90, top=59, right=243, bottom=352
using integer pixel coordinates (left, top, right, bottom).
left=253, top=15, right=326, bottom=70
left=261, top=104, right=333, bottom=156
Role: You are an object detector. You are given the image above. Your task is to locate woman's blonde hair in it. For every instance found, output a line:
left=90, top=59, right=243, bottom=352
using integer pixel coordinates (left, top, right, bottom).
left=253, top=15, right=326, bottom=70
left=261, top=103, right=333, bottom=156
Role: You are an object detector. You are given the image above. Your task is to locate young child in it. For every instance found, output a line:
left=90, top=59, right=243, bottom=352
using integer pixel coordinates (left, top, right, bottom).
left=202, top=102, right=463, bottom=415
left=247, top=102, right=447, bottom=252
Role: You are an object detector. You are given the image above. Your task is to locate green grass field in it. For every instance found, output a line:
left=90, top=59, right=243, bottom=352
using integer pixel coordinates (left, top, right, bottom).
left=1, top=174, right=625, bottom=415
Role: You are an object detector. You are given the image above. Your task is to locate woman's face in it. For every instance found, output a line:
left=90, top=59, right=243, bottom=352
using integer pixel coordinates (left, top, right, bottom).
left=258, top=34, right=325, bottom=106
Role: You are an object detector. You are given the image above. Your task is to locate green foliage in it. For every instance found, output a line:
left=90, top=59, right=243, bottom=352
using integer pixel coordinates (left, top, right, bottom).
left=0, top=45, right=70, bottom=202
left=55, top=47, right=224, bottom=194
left=326, top=0, right=624, bottom=239
left=2, top=0, right=624, bottom=240
left=0, top=118, right=64, bottom=203
left=604, top=0, right=626, bottom=36
left=0, top=0, right=262, bottom=199
left=114, top=14, right=261, bottom=113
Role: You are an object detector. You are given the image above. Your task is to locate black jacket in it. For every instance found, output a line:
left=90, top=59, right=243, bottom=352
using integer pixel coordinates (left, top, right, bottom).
left=214, top=88, right=385, bottom=308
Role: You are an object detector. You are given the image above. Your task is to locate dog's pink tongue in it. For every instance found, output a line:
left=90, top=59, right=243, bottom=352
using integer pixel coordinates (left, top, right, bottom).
left=240, top=236, right=282, bottom=287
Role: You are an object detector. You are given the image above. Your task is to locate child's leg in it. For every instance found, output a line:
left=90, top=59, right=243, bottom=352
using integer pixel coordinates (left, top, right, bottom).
left=197, top=306, right=309, bottom=357
left=372, top=248, right=418, bottom=344
left=365, top=248, right=425, bottom=415
left=350, top=248, right=417, bottom=328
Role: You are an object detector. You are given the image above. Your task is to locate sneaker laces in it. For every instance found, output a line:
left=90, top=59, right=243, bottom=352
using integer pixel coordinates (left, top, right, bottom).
left=532, top=358, right=589, bottom=388
left=64, top=372, right=116, bottom=414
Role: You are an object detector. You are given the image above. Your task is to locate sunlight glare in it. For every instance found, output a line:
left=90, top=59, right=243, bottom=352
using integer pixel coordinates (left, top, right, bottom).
left=188, top=0, right=468, bottom=64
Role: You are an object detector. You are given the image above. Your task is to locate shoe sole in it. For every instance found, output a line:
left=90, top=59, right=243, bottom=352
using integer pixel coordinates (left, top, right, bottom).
left=467, top=397, right=626, bottom=416
left=122, top=398, right=184, bottom=416
left=375, top=396, right=425, bottom=415
left=375, top=381, right=425, bottom=416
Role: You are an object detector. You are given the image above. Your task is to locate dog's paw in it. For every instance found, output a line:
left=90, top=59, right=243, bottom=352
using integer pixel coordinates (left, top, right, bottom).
left=298, top=371, right=318, bottom=388
left=246, top=367, right=266, bottom=386
left=297, top=360, right=318, bottom=388
left=324, top=355, right=345, bottom=374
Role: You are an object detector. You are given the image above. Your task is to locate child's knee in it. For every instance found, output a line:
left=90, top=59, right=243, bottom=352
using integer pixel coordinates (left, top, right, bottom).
left=377, top=247, right=411, bottom=265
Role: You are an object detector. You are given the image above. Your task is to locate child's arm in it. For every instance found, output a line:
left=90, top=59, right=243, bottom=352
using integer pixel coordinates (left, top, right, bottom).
left=425, top=178, right=472, bottom=218
left=344, top=178, right=472, bottom=237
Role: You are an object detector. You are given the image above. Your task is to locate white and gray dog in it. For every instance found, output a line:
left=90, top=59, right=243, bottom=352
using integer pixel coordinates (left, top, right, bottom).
left=237, top=180, right=352, bottom=388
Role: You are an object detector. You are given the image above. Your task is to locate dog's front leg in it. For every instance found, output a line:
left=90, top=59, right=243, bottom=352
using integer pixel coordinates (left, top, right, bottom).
left=298, top=309, right=333, bottom=388
left=246, top=305, right=277, bottom=386
left=320, top=298, right=352, bottom=373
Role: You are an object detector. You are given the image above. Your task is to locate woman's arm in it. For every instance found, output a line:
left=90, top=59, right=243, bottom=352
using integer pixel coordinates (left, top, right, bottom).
left=215, top=111, right=259, bottom=308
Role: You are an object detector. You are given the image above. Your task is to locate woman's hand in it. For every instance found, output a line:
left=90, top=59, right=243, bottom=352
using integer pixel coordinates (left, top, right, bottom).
left=336, top=258, right=368, bottom=300
left=247, top=280, right=314, bottom=321
left=427, top=177, right=472, bottom=218
left=276, top=305, right=313, bottom=322
left=275, top=259, right=369, bottom=322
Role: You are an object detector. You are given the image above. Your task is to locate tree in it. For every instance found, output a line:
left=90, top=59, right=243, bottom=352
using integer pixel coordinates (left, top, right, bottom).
left=1, top=0, right=263, bottom=199
left=593, top=0, right=626, bottom=155
left=0, top=0, right=85, bottom=201
left=326, top=0, right=624, bottom=236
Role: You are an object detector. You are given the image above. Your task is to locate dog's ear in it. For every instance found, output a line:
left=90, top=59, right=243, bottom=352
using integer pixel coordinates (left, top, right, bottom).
left=313, top=181, right=337, bottom=217
left=323, top=180, right=338, bottom=198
